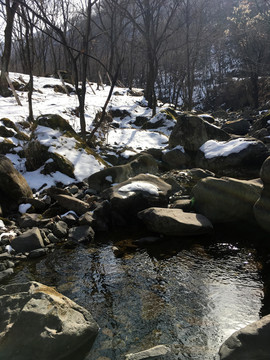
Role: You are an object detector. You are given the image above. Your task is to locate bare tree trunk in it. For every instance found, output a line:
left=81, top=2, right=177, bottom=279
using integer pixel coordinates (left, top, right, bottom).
left=0, top=0, right=19, bottom=96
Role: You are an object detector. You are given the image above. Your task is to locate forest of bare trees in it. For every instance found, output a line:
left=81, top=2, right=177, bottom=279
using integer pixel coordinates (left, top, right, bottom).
left=1, top=0, right=270, bottom=113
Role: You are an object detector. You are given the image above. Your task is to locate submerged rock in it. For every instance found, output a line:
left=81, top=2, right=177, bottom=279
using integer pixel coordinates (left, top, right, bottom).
left=125, top=345, right=171, bottom=360
left=137, top=207, right=213, bottom=236
left=0, top=281, right=99, bottom=360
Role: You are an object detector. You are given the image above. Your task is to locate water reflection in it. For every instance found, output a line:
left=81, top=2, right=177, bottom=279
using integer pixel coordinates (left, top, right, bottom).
left=9, top=232, right=263, bottom=360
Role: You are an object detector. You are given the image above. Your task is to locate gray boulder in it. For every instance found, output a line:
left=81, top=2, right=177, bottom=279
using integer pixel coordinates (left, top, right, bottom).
left=0, top=155, right=32, bottom=214
left=0, top=281, right=99, bottom=360
left=196, top=138, right=269, bottom=178
left=162, top=147, right=190, bottom=170
left=137, top=207, right=213, bottom=236
left=219, top=314, right=270, bottom=360
left=68, top=225, right=95, bottom=243
left=101, top=174, right=172, bottom=221
left=221, top=118, right=250, bottom=135
left=10, top=227, right=45, bottom=253
left=192, top=177, right=262, bottom=224
left=254, top=156, right=270, bottom=232
left=88, top=154, right=159, bottom=193
left=169, top=114, right=230, bottom=152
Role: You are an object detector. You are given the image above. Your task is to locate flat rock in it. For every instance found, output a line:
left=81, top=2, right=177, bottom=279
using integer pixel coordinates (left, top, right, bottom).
left=55, top=194, right=90, bottom=216
left=0, top=281, right=99, bottom=360
left=138, top=207, right=213, bottom=236
left=125, top=345, right=171, bottom=360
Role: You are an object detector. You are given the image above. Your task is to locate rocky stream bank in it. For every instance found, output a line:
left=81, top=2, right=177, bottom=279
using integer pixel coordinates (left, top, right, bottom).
left=1, top=109, right=270, bottom=359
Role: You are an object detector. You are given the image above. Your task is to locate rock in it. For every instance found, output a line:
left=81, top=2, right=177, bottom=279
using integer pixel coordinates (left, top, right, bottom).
left=55, top=194, right=90, bottom=216
left=10, top=227, right=45, bottom=253
left=192, top=177, right=262, bottom=223
left=36, top=114, right=76, bottom=134
left=0, top=281, right=99, bottom=360
left=88, top=154, right=159, bottom=193
left=51, top=220, right=68, bottom=238
left=17, top=213, right=41, bottom=228
left=125, top=345, right=171, bottom=360
left=0, top=268, right=14, bottom=282
left=254, top=156, right=270, bottom=232
left=28, top=248, right=48, bottom=259
left=170, top=199, right=193, bottom=211
left=169, top=114, right=230, bottom=152
left=68, top=225, right=95, bottom=243
left=250, top=111, right=270, bottom=134
left=219, top=314, right=270, bottom=360
left=102, top=174, right=172, bottom=222
left=42, top=152, right=75, bottom=178
left=0, top=155, right=32, bottom=214
left=162, top=146, right=190, bottom=170
left=221, top=118, right=250, bottom=135
left=197, top=138, right=269, bottom=178
left=137, top=207, right=213, bottom=236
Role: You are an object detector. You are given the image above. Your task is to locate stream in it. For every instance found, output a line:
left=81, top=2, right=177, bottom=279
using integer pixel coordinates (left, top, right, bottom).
left=7, top=226, right=264, bottom=360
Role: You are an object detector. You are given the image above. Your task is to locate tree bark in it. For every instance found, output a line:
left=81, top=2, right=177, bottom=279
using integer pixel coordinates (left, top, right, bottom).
left=0, top=0, right=19, bottom=96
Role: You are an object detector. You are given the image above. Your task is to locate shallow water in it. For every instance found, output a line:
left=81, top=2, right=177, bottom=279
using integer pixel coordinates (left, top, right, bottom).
left=9, top=229, right=264, bottom=360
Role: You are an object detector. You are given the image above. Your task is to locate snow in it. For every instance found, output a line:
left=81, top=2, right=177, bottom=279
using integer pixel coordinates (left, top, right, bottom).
left=200, top=138, right=257, bottom=159
left=107, top=128, right=168, bottom=150
left=105, top=176, right=113, bottom=183
left=0, top=220, right=6, bottom=229
left=0, top=72, right=171, bottom=192
left=118, top=181, right=160, bottom=199
left=18, top=203, right=32, bottom=214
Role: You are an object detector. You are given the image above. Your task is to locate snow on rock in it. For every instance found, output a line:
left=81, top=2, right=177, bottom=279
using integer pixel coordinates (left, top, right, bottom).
left=200, top=138, right=258, bottom=159
left=118, top=181, right=160, bottom=199
left=19, top=203, right=32, bottom=214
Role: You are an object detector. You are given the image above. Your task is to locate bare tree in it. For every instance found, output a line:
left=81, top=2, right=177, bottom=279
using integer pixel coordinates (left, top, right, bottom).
left=0, top=0, right=19, bottom=96
left=112, top=0, right=180, bottom=115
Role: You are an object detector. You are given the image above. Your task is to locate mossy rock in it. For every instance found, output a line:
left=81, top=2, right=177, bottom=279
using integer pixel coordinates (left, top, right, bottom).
left=15, top=131, right=30, bottom=141
left=36, top=114, right=76, bottom=135
left=42, top=153, right=75, bottom=178
left=53, top=84, right=74, bottom=94
left=1, top=118, right=19, bottom=132
left=0, top=139, right=16, bottom=154
left=25, top=140, right=50, bottom=171
left=0, top=126, right=15, bottom=137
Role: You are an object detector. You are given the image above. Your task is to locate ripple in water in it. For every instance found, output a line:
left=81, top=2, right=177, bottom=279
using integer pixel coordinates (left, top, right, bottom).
left=9, top=233, right=263, bottom=360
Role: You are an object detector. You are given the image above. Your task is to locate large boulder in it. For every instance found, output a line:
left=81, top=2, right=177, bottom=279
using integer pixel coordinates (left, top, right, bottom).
left=196, top=138, right=269, bottom=178
left=0, top=281, right=99, bottom=360
left=254, top=156, right=270, bottom=232
left=137, top=207, right=213, bottom=236
left=221, top=118, right=250, bottom=135
left=219, top=314, right=270, bottom=360
left=0, top=155, right=32, bottom=214
left=162, top=146, right=190, bottom=170
left=169, top=114, right=230, bottom=152
left=88, top=154, right=159, bottom=193
left=101, top=174, right=172, bottom=223
left=192, top=176, right=262, bottom=224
